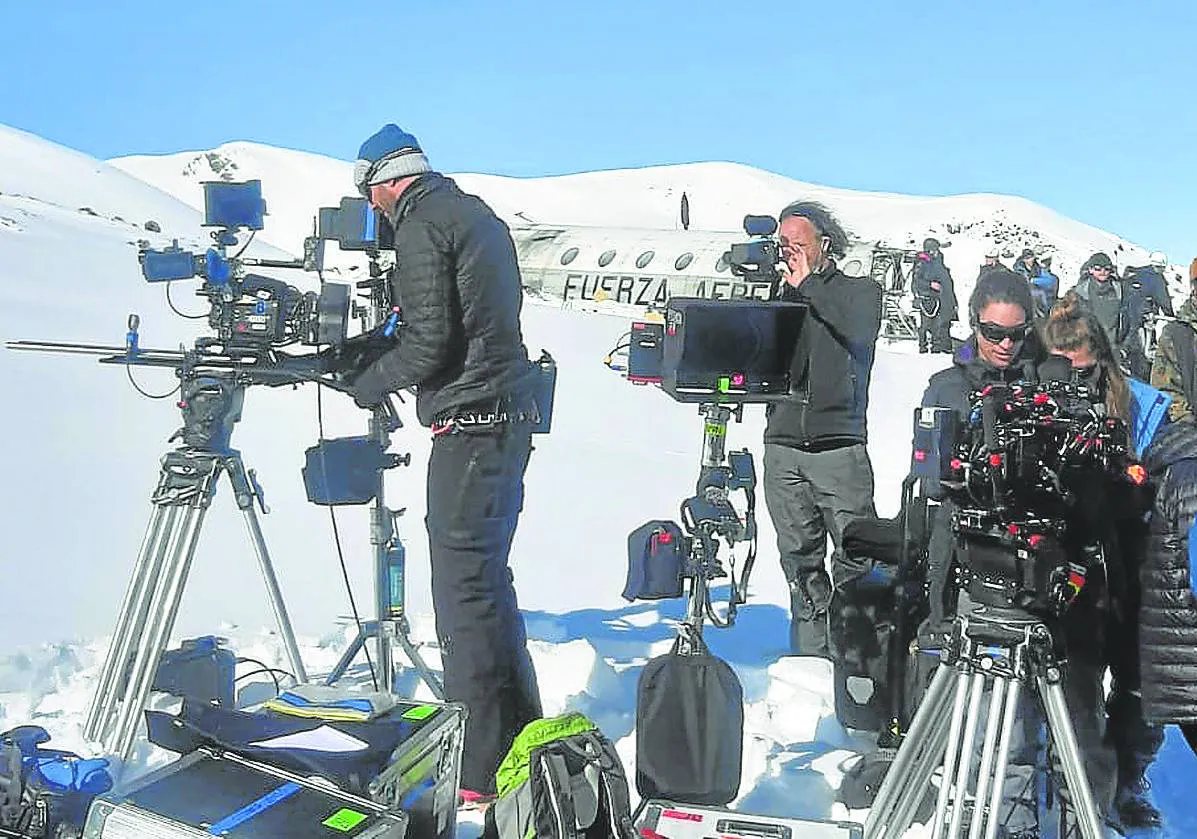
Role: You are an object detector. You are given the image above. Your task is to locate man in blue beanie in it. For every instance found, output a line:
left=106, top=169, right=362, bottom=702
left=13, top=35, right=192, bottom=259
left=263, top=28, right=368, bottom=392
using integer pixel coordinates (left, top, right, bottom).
left=348, top=123, right=544, bottom=804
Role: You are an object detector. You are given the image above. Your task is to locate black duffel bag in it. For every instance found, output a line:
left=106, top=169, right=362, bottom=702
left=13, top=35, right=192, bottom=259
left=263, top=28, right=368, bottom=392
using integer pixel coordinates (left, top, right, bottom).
left=634, top=635, right=742, bottom=806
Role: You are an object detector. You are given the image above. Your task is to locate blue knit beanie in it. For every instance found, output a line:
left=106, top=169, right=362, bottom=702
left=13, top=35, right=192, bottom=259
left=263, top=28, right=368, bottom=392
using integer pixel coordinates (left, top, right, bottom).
left=353, top=124, right=432, bottom=196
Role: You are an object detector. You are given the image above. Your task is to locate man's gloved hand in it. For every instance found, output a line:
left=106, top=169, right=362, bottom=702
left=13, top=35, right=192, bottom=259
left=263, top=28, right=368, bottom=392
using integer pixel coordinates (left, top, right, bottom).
left=348, top=368, right=388, bottom=410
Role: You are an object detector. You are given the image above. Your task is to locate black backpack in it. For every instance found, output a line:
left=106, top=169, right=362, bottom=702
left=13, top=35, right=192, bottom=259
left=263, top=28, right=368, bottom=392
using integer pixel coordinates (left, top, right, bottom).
left=485, top=714, right=636, bottom=839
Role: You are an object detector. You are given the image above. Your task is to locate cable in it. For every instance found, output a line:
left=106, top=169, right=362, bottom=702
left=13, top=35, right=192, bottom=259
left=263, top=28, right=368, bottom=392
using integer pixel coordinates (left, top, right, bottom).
left=233, top=667, right=289, bottom=695
left=165, top=281, right=208, bottom=319
left=125, top=364, right=180, bottom=399
left=231, top=230, right=256, bottom=260
left=316, top=382, right=379, bottom=691
left=234, top=656, right=296, bottom=696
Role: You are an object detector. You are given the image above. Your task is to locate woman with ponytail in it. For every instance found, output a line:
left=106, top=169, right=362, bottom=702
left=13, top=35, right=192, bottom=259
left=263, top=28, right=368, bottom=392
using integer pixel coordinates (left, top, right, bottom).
left=1040, top=291, right=1181, bottom=831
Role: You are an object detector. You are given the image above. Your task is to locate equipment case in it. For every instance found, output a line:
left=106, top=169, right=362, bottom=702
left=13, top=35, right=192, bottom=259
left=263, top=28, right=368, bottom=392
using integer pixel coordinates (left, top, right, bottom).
left=368, top=700, right=465, bottom=839
left=141, top=697, right=466, bottom=839
left=636, top=800, right=863, bottom=839
left=82, top=746, right=407, bottom=839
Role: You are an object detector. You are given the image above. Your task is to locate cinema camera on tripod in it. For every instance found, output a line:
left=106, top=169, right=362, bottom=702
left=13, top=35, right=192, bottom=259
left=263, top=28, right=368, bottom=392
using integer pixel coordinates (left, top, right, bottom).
left=866, top=378, right=1146, bottom=839
left=4, top=181, right=428, bottom=769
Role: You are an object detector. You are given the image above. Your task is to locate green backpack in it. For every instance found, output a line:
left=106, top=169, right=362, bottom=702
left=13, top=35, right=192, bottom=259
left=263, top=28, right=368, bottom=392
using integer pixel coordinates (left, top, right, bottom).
left=485, top=713, right=636, bottom=839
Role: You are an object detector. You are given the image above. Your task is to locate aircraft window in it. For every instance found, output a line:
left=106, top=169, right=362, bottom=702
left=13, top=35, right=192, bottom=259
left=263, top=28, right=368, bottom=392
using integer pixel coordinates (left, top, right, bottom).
left=715, top=252, right=730, bottom=273
left=560, top=247, right=579, bottom=266
left=598, top=249, right=617, bottom=267
left=674, top=253, right=694, bottom=271
left=635, top=250, right=655, bottom=269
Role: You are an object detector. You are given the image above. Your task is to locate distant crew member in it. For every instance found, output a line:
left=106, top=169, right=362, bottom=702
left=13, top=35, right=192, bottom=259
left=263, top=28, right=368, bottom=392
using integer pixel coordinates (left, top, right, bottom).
left=911, top=237, right=958, bottom=353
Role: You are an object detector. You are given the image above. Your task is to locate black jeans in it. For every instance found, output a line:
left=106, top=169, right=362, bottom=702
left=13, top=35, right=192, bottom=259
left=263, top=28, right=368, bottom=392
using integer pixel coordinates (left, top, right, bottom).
left=762, top=442, right=876, bottom=657
left=426, top=425, right=542, bottom=793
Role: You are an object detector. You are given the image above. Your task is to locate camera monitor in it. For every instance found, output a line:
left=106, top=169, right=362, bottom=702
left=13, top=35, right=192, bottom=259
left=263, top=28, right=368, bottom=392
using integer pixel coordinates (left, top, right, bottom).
left=203, top=180, right=266, bottom=230
left=660, top=298, right=806, bottom=404
left=318, top=197, right=380, bottom=252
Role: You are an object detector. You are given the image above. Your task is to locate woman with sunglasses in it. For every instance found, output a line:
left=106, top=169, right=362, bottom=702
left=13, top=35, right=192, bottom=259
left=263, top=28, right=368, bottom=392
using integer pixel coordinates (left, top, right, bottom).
left=914, top=269, right=1049, bottom=838
left=1040, top=292, right=1174, bottom=832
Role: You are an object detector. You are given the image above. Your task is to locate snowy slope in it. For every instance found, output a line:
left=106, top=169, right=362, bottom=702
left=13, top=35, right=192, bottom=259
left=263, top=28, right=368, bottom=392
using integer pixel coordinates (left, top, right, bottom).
left=110, top=142, right=1190, bottom=315
left=2, top=126, right=1194, bottom=837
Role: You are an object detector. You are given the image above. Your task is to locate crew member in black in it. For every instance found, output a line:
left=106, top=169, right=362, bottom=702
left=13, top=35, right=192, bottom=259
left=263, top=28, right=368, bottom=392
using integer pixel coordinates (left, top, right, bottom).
left=763, top=201, right=882, bottom=657
left=348, top=123, right=542, bottom=803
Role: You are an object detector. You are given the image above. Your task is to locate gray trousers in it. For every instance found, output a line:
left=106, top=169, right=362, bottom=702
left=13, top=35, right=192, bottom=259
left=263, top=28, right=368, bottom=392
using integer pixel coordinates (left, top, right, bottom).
left=763, top=442, right=876, bottom=657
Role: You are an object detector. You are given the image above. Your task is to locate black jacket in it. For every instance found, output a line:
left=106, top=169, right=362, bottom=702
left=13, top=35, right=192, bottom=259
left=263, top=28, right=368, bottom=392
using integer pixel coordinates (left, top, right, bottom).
left=912, top=253, right=958, bottom=322
left=763, top=263, right=882, bottom=450
left=1139, top=421, right=1197, bottom=724
left=353, top=174, right=534, bottom=427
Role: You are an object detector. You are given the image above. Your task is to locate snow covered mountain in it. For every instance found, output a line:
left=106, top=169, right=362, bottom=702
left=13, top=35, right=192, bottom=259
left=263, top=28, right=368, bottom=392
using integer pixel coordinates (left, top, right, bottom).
left=109, top=140, right=1189, bottom=310
left=2, top=124, right=1194, bottom=837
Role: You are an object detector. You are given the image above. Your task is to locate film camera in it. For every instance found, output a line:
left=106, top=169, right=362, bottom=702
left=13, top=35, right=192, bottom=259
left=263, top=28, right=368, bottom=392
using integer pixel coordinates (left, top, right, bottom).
left=723, top=214, right=784, bottom=286
left=138, top=180, right=360, bottom=354
left=913, top=378, right=1141, bottom=619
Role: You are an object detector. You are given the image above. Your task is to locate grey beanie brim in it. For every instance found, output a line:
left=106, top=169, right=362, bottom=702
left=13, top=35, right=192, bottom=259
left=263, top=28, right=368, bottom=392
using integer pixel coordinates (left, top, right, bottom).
left=354, top=148, right=432, bottom=194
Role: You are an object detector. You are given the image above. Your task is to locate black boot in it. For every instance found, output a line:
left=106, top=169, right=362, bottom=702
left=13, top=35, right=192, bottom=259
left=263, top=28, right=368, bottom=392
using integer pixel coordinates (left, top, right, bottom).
left=788, top=573, right=831, bottom=658
left=1113, top=772, right=1162, bottom=831
left=1107, top=691, right=1166, bottom=832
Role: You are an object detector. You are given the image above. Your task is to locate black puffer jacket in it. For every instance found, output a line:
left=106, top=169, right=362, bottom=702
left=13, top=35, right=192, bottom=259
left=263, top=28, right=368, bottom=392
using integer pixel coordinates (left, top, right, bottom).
left=764, top=262, right=882, bottom=449
left=1139, top=421, right=1197, bottom=724
left=353, top=173, right=533, bottom=427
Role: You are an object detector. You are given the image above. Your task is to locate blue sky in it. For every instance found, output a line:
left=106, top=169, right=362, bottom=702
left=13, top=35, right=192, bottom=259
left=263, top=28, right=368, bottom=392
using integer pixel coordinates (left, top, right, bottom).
left=5, top=0, right=1194, bottom=262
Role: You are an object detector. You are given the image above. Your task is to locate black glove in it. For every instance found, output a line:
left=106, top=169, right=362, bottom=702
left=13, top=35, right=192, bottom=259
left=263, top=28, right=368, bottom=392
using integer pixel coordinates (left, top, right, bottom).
left=348, top=367, right=389, bottom=410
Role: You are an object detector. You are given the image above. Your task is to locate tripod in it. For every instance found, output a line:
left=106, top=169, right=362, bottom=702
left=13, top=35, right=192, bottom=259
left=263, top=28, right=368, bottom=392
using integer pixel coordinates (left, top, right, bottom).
left=673, top=402, right=758, bottom=653
left=84, top=374, right=308, bottom=765
left=322, top=407, right=443, bottom=698
left=863, top=604, right=1104, bottom=839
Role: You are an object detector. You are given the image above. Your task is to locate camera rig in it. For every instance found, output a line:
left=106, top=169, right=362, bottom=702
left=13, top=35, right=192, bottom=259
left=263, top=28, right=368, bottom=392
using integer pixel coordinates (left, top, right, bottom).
left=8, top=180, right=393, bottom=405
left=613, top=294, right=807, bottom=646
left=5, top=180, right=434, bottom=766
left=869, top=381, right=1143, bottom=839
left=915, top=378, right=1141, bottom=620
left=722, top=214, right=783, bottom=289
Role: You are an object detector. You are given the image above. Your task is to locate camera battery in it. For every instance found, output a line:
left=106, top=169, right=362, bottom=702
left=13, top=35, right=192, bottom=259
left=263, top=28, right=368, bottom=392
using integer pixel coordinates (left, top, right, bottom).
left=628, top=320, right=664, bottom=383
left=911, top=406, right=959, bottom=497
left=82, top=747, right=406, bottom=838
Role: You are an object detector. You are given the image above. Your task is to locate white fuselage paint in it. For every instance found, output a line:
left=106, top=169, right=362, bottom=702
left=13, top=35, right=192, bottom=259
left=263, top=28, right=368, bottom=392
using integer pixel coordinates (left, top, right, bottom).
left=510, top=224, right=879, bottom=312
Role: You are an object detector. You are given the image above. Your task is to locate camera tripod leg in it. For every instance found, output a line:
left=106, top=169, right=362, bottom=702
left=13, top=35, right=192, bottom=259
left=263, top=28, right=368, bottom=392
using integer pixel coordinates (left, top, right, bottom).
left=881, top=694, right=954, bottom=839
left=970, top=675, right=1021, bottom=839
left=111, top=498, right=208, bottom=763
left=326, top=627, right=370, bottom=686
left=324, top=619, right=444, bottom=699
left=226, top=455, right=307, bottom=684
left=390, top=619, right=443, bottom=698
left=943, top=672, right=989, bottom=839
left=1037, top=673, right=1104, bottom=839
left=928, top=666, right=980, bottom=838
left=83, top=504, right=175, bottom=744
left=866, top=662, right=955, bottom=839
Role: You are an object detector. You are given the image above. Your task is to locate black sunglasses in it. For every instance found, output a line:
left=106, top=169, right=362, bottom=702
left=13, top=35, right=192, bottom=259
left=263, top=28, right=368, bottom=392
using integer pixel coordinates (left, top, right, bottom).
left=977, top=321, right=1030, bottom=344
